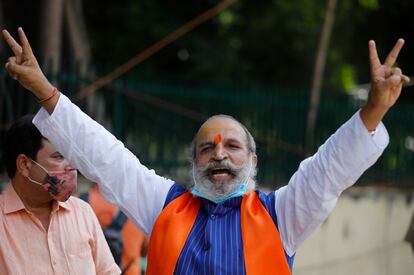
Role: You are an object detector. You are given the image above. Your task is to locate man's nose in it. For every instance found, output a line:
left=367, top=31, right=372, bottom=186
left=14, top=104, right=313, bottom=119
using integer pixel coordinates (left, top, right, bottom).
left=64, top=161, right=75, bottom=171
left=212, top=144, right=227, bottom=160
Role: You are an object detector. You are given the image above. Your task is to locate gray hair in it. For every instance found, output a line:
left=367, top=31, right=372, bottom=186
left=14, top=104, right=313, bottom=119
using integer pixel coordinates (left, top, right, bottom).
left=190, top=114, right=256, bottom=161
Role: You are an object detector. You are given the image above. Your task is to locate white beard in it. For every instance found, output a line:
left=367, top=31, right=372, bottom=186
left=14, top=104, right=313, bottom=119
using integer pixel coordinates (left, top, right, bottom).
left=192, top=157, right=256, bottom=199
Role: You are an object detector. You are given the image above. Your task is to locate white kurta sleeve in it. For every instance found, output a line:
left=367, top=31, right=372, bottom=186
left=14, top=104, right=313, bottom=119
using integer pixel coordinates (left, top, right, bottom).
left=33, top=94, right=174, bottom=236
left=275, top=111, right=389, bottom=256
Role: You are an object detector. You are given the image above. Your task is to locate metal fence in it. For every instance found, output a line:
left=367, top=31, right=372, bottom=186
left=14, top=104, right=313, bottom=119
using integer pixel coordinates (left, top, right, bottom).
left=1, top=72, right=413, bottom=189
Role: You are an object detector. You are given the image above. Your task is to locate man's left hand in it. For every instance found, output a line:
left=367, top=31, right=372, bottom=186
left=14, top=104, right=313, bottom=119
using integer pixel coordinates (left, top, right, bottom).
left=360, top=39, right=410, bottom=131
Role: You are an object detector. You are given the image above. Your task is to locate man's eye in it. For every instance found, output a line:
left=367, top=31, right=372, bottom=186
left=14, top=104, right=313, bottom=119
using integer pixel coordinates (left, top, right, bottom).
left=228, top=144, right=240, bottom=149
left=54, top=155, right=64, bottom=160
left=200, top=147, right=212, bottom=153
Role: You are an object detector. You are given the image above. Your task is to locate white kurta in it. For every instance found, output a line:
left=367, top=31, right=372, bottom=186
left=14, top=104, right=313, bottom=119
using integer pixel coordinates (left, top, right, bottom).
left=33, top=94, right=388, bottom=256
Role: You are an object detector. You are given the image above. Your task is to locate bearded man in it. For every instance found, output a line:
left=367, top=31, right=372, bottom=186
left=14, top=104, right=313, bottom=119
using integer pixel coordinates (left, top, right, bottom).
left=2, top=27, right=410, bottom=275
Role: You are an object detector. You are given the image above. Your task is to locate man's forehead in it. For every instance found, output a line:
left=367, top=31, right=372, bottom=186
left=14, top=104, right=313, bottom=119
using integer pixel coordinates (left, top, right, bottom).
left=38, top=139, right=57, bottom=155
left=196, top=117, right=246, bottom=143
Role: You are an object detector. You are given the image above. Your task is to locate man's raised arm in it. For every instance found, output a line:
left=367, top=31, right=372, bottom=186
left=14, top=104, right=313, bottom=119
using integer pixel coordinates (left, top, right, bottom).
left=275, top=38, right=410, bottom=256
left=2, top=27, right=174, bottom=236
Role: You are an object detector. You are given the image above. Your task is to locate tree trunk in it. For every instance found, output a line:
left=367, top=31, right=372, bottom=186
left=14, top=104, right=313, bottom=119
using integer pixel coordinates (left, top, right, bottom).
left=305, top=0, right=337, bottom=152
left=64, top=0, right=91, bottom=75
left=0, top=0, right=15, bottom=125
left=38, top=0, right=65, bottom=76
left=64, top=0, right=106, bottom=123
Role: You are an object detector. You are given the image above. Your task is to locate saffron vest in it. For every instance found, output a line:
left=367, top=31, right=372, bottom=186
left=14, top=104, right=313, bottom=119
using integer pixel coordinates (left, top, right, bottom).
left=147, top=191, right=291, bottom=275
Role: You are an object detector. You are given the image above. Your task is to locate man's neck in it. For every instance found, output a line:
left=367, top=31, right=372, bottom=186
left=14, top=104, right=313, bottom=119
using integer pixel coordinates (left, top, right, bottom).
left=12, top=177, right=54, bottom=231
left=11, top=176, right=53, bottom=211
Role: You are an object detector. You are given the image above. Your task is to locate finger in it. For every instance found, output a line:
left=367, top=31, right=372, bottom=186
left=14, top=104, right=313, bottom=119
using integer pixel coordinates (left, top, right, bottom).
left=5, top=60, right=19, bottom=80
left=2, top=29, right=23, bottom=56
left=383, top=66, right=394, bottom=78
left=389, top=66, right=410, bottom=84
left=17, top=27, right=33, bottom=58
left=369, top=40, right=381, bottom=76
left=4, top=56, right=16, bottom=71
left=402, top=75, right=410, bottom=84
left=8, top=56, right=16, bottom=63
left=384, top=38, right=404, bottom=67
left=382, top=75, right=402, bottom=90
left=7, top=56, right=21, bottom=65
left=389, top=68, right=411, bottom=85
left=6, top=61, right=28, bottom=79
left=391, top=67, right=402, bottom=76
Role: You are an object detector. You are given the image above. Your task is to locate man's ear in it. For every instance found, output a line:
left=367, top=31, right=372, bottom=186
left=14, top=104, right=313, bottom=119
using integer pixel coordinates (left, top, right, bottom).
left=252, top=154, right=258, bottom=168
left=16, top=154, right=31, bottom=177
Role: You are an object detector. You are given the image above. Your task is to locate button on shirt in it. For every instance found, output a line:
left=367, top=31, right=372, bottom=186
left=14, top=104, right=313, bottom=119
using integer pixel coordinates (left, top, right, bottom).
left=0, top=184, right=120, bottom=275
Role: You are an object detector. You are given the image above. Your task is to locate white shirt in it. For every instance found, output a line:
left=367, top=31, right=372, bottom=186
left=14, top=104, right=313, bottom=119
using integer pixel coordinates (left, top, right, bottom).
left=33, top=94, right=388, bottom=256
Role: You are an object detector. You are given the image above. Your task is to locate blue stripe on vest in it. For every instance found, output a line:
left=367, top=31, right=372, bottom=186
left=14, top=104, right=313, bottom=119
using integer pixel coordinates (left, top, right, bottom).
left=163, top=183, right=295, bottom=275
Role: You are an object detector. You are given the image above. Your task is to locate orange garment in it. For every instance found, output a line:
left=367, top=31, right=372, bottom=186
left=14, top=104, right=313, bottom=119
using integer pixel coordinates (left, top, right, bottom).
left=0, top=184, right=120, bottom=275
left=147, top=191, right=290, bottom=275
left=88, top=184, right=147, bottom=275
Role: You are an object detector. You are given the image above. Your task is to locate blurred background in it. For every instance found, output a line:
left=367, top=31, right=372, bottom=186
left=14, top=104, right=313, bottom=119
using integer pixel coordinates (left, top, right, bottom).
left=0, top=0, right=413, bottom=274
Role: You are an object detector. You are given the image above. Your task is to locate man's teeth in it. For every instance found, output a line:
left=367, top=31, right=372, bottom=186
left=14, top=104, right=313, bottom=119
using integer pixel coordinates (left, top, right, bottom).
left=215, top=172, right=228, bottom=176
left=211, top=169, right=230, bottom=175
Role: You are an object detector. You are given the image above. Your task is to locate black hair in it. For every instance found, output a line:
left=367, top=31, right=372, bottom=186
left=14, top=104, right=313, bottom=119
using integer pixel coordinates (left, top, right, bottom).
left=4, top=115, right=44, bottom=178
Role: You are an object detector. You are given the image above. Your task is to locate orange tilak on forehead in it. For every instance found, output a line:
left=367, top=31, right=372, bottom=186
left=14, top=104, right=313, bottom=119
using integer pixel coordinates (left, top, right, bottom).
left=214, top=134, right=222, bottom=144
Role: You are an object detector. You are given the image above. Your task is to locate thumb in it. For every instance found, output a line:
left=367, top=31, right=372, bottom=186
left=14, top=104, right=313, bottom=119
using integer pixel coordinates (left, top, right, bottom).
left=382, top=74, right=401, bottom=90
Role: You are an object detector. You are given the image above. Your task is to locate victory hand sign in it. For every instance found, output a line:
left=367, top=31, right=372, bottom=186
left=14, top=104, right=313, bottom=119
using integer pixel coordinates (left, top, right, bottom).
left=360, top=39, right=410, bottom=131
left=2, top=27, right=57, bottom=113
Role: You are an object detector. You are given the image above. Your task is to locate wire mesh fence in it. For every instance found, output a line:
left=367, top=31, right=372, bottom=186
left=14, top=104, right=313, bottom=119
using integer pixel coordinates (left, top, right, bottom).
left=1, top=71, right=413, bottom=190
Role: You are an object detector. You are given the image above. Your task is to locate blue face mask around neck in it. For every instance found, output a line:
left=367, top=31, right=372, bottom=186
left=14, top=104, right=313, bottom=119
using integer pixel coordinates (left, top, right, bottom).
left=191, top=159, right=252, bottom=204
left=191, top=182, right=248, bottom=204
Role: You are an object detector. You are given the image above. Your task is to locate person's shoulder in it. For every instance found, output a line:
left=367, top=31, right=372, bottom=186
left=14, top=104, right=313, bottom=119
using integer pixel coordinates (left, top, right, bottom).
left=256, top=189, right=276, bottom=211
left=0, top=184, right=14, bottom=213
left=163, top=183, right=189, bottom=208
left=256, top=188, right=275, bottom=200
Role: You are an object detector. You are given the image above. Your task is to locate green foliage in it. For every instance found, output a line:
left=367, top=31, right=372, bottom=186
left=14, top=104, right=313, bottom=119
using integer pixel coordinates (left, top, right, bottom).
left=340, top=65, right=356, bottom=94
left=83, top=0, right=326, bottom=86
left=218, top=10, right=235, bottom=26
left=103, top=77, right=414, bottom=186
left=358, top=0, right=379, bottom=10
left=82, top=0, right=414, bottom=93
left=2, top=0, right=414, bottom=186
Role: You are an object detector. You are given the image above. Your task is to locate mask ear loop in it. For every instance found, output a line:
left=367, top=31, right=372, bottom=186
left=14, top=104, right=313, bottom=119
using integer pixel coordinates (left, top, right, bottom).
left=29, top=158, right=49, bottom=174
left=192, top=163, right=198, bottom=188
left=26, top=158, right=50, bottom=185
left=240, top=155, right=253, bottom=189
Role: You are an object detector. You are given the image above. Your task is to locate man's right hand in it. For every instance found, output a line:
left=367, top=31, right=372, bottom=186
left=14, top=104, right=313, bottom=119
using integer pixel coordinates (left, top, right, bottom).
left=2, top=27, right=58, bottom=113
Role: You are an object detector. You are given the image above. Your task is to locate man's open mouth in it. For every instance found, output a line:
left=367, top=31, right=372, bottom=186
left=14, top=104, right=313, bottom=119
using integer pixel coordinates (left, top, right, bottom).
left=208, top=167, right=234, bottom=181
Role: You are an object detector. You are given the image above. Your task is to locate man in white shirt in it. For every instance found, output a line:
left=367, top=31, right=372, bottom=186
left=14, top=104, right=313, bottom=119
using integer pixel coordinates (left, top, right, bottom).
left=2, top=27, right=410, bottom=274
